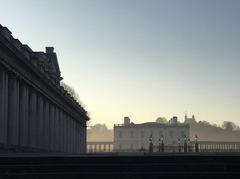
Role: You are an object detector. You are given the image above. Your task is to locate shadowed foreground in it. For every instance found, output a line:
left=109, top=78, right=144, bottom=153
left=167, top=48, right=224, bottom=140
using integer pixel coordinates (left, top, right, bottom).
left=0, top=153, right=240, bottom=178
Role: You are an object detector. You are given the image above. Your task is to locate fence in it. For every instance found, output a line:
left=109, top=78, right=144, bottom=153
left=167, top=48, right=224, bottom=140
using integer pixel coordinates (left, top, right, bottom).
left=87, top=141, right=240, bottom=153
left=87, top=142, right=114, bottom=153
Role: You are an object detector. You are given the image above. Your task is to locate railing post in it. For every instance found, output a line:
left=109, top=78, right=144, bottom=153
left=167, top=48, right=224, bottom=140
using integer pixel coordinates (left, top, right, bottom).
left=160, top=135, right=164, bottom=152
left=195, top=135, right=199, bottom=152
left=184, top=136, right=187, bottom=152
left=149, top=135, right=153, bottom=153
left=188, top=139, right=191, bottom=152
left=178, top=138, right=181, bottom=152
left=103, top=144, right=106, bottom=152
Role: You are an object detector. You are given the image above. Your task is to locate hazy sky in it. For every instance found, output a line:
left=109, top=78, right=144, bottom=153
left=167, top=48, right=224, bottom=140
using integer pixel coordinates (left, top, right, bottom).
left=1, top=0, right=240, bottom=128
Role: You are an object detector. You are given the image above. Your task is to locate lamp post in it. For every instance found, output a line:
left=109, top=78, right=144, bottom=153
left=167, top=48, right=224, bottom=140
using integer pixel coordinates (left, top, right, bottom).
left=158, top=138, right=161, bottom=152
left=184, top=136, right=187, bottom=152
left=195, top=135, right=199, bottom=152
left=178, top=138, right=181, bottom=152
left=161, top=135, right=164, bottom=152
left=188, top=138, right=191, bottom=152
left=149, top=134, right=153, bottom=152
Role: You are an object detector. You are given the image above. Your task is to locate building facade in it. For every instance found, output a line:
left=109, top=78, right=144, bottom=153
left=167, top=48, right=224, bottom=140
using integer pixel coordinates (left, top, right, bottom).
left=0, top=25, right=89, bottom=153
left=114, top=117, right=189, bottom=152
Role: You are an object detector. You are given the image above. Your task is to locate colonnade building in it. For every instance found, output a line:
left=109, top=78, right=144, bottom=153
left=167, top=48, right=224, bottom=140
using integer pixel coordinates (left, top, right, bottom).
left=0, top=25, right=89, bottom=153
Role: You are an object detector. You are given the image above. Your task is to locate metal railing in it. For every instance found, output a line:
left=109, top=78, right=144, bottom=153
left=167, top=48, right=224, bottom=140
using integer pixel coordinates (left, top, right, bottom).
left=191, top=141, right=240, bottom=152
left=87, top=141, right=240, bottom=153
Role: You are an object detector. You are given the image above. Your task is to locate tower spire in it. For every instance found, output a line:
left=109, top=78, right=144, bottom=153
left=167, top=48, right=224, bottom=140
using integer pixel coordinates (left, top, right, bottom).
left=184, top=111, right=188, bottom=123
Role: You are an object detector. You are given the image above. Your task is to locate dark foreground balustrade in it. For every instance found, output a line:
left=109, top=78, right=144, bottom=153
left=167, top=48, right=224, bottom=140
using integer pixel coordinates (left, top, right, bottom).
left=0, top=153, right=240, bottom=178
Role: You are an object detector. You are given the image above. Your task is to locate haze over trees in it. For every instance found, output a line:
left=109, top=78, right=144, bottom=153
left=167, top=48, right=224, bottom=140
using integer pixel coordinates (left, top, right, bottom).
left=59, top=82, right=240, bottom=142
left=87, top=118, right=240, bottom=142
left=188, top=120, right=240, bottom=141
left=87, top=124, right=113, bottom=141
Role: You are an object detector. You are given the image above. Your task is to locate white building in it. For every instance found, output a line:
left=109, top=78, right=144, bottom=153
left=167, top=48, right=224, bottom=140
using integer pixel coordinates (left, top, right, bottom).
left=114, top=116, right=190, bottom=152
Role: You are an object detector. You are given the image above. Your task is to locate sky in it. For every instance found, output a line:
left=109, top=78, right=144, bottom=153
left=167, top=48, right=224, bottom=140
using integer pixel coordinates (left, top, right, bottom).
left=1, top=0, right=240, bottom=128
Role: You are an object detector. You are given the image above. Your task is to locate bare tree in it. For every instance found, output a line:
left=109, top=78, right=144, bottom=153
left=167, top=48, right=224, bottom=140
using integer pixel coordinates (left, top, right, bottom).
left=60, top=81, right=86, bottom=109
left=61, top=81, right=79, bottom=99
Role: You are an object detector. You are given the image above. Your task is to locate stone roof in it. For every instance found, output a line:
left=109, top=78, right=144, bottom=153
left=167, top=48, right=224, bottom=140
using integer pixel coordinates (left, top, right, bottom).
left=114, top=122, right=189, bottom=128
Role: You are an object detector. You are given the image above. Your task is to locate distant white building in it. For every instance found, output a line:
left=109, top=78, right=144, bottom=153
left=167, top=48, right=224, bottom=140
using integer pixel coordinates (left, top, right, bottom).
left=114, top=116, right=190, bottom=152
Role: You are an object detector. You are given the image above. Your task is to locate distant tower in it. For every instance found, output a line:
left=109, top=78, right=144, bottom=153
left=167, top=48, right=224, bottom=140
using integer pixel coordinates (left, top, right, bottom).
left=149, top=133, right=153, bottom=152
left=184, top=114, right=196, bottom=124
left=192, top=115, right=195, bottom=120
left=124, top=117, right=130, bottom=125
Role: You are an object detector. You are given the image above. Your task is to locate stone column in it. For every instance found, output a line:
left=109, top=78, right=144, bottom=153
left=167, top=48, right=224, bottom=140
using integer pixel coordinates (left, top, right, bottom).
left=63, top=113, right=67, bottom=152
left=71, top=119, right=74, bottom=153
left=71, top=119, right=73, bottom=153
left=43, top=101, right=50, bottom=151
left=75, top=121, right=77, bottom=153
left=79, top=124, right=82, bottom=153
left=78, top=124, right=81, bottom=152
left=7, top=73, right=19, bottom=146
left=73, top=120, right=75, bottom=152
left=79, top=125, right=83, bottom=153
left=62, top=113, right=65, bottom=152
left=67, top=116, right=71, bottom=152
left=72, top=119, right=74, bottom=153
left=74, top=124, right=77, bottom=153
left=83, top=122, right=87, bottom=153
left=76, top=123, right=79, bottom=153
left=0, top=68, right=5, bottom=143
left=3, top=71, right=8, bottom=145
left=19, top=83, right=29, bottom=147
left=49, top=104, right=55, bottom=151
left=0, top=69, right=7, bottom=145
left=69, top=118, right=73, bottom=153
left=29, top=89, right=37, bottom=148
left=72, top=120, right=74, bottom=152
left=64, top=115, right=68, bottom=152
left=59, top=111, right=63, bottom=152
left=61, top=111, right=64, bottom=152
left=37, top=95, right=44, bottom=150
left=54, top=107, right=59, bottom=151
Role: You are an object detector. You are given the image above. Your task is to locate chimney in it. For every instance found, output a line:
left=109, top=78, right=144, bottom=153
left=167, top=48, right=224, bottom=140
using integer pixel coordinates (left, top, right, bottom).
left=170, top=116, right=178, bottom=124
left=46, top=47, right=54, bottom=54
left=124, top=117, right=130, bottom=125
